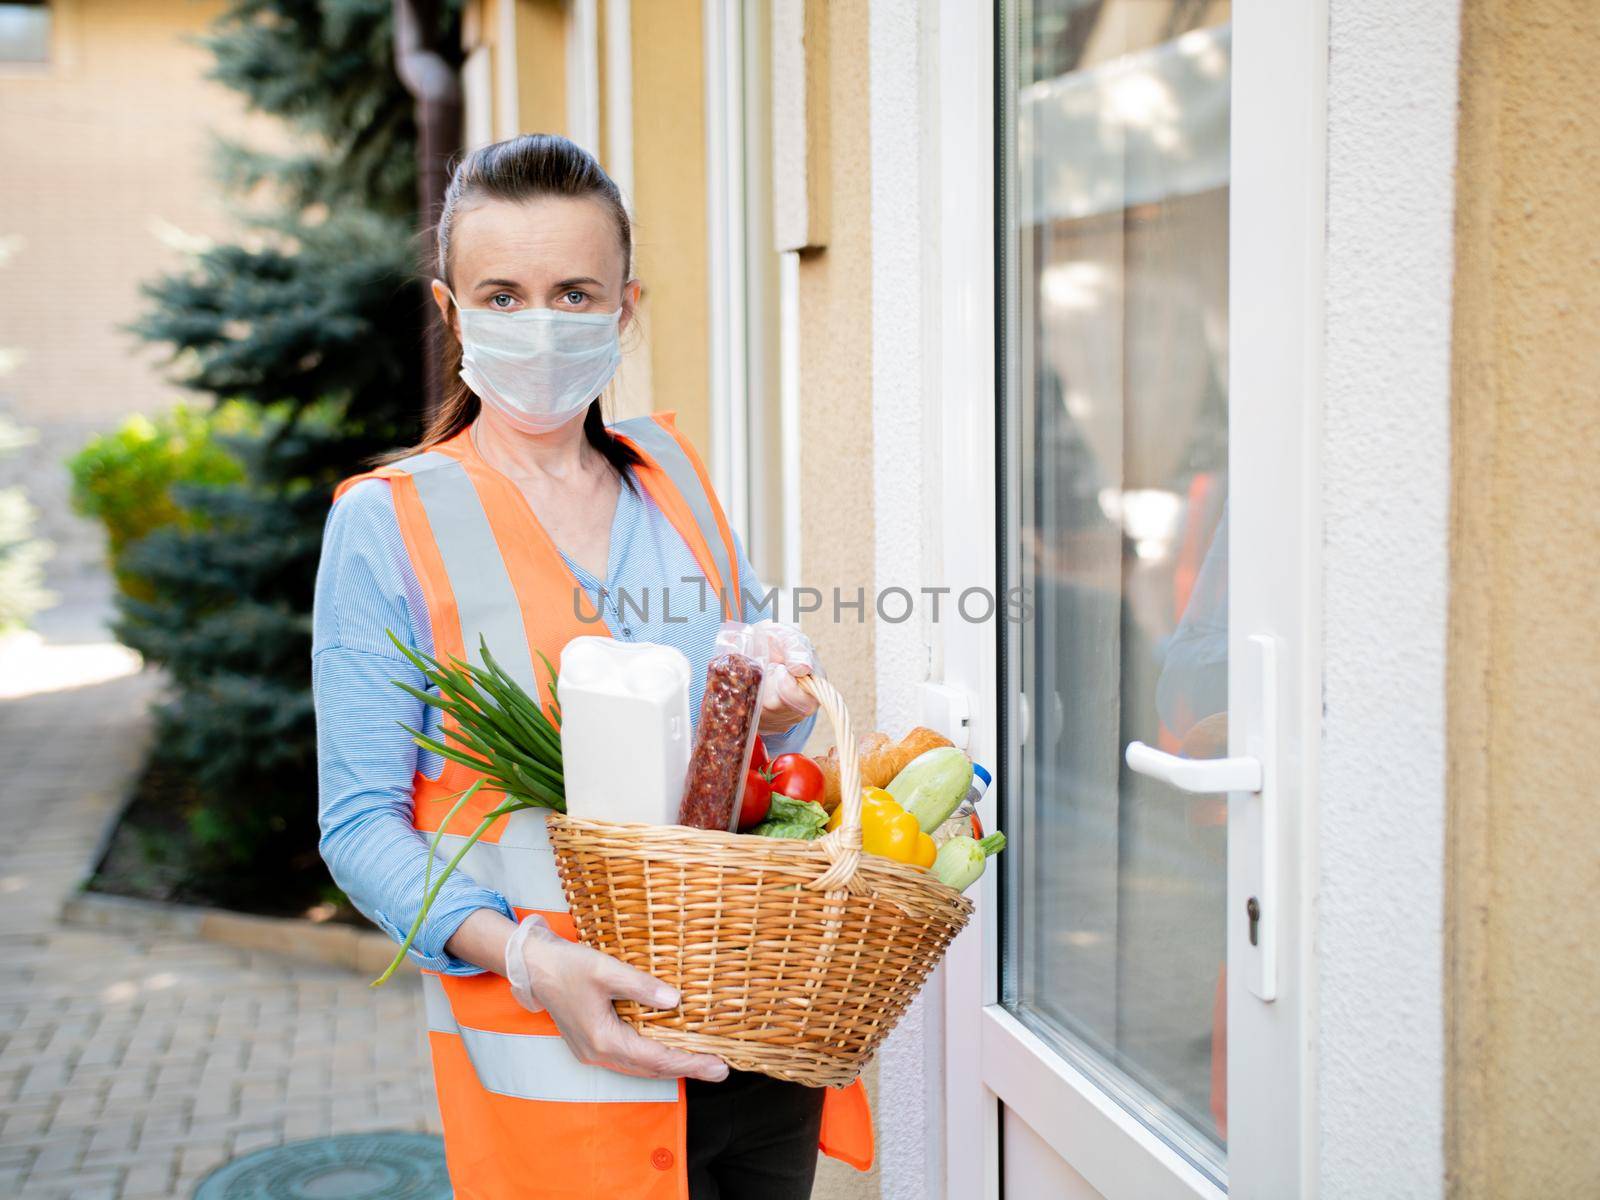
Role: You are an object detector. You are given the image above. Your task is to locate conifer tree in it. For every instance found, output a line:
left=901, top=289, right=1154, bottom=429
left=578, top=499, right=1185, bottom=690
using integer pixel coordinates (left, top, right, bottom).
left=123, top=0, right=459, bottom=898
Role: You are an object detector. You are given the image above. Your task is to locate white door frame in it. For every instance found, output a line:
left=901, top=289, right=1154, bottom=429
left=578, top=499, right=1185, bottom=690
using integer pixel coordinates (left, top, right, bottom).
left=1224, top=4, right=1327, bottom=1195
left=934, top=2, right=1329, bottom=1197
left=930, top=0, right=1000, bottom=1195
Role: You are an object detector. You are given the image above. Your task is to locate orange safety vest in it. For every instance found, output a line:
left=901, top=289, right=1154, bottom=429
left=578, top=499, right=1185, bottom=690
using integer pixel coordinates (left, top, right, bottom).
left=333, top=413, right=873, bottom=1199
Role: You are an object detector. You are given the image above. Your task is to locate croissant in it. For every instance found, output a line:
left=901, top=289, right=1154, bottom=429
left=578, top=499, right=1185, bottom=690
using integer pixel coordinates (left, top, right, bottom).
left=813, top=726, right=954, bottom=811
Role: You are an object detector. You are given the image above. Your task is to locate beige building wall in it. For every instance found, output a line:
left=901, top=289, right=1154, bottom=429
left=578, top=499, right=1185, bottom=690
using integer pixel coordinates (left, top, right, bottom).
left=791, top=6, right=878, bottom=1194
left=0, top=0, right=259, bottom=589
left=628, top=0, right=711, bottom=451
left=793, top=0, right=875, bottom=735
left=510, top=0, right=567, bottom=136
left=1447, top=0, right=1600, bottom=1196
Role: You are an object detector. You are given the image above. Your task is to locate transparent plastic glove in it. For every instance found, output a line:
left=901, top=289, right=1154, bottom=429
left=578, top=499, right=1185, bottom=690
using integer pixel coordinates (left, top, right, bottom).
left=752, top=619, right=820, bottom=677
left=504, top=914, right=728, bottom=1082
left=752, top=621, right=821, bottom=736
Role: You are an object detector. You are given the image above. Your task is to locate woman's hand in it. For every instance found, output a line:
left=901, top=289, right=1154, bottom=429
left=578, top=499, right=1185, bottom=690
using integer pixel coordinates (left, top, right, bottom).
left=505, top=915, right=729, bottom=1082
left=753, top=621, right=821, bottom=737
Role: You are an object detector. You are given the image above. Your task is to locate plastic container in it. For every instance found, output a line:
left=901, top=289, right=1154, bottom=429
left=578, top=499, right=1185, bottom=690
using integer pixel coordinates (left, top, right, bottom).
left=558, top=636, right=693, bottom=825
left=934, top=761, right=992, bottom=847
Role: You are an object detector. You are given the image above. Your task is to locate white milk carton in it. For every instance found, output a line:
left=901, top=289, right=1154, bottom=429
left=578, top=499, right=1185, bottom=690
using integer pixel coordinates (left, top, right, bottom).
left=557, top=637, right=692, bottom=825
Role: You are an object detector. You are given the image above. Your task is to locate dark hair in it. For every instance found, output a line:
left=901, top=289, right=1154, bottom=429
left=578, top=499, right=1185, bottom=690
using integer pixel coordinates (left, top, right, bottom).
left=382, top=133, right=642, bottom=473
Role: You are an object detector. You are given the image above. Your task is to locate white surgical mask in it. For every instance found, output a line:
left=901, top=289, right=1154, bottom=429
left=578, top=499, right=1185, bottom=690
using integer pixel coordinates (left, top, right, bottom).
left=451, top=295, right=623, bottom=433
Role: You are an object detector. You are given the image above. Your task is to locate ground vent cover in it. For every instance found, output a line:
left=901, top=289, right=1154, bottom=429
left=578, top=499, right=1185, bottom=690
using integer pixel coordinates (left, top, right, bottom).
left=192, top=1131, right=450, bottom=1199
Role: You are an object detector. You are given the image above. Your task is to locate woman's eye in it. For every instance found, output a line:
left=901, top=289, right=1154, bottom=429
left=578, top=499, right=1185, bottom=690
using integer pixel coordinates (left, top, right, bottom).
left=563, top=290, right=588, bottom=306
left=490, top=293, right=517, bottom=309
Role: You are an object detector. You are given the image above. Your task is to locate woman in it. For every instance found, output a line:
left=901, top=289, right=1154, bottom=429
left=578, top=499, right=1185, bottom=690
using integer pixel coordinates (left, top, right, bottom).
left=312, top=134, right=872, bottom=1199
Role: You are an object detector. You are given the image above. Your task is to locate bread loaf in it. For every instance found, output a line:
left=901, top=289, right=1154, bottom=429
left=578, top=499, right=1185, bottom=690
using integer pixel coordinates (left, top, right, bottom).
left=813, top=726, right=954, bottom=810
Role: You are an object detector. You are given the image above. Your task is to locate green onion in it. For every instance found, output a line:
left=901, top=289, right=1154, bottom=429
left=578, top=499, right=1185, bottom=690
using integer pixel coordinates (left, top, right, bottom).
left=371, top=631, right=566, bottom=986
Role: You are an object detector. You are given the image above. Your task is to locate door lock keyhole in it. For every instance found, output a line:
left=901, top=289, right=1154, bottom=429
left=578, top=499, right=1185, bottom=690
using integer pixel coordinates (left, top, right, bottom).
left=1246, top=896, right=1261, bottom=946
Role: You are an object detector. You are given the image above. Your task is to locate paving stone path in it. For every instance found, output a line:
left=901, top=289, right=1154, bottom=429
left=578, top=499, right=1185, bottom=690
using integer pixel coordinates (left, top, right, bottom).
left=0, top=636, right=440, bottom=1199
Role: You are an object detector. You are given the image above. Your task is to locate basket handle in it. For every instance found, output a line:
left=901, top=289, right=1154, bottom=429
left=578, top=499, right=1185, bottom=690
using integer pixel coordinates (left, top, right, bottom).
left=796, top=673, right=866, bottom=894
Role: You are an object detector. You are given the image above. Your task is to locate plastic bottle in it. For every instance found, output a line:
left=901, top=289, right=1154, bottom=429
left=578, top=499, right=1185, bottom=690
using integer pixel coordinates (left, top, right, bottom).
left=933, top=762, right=992, bottom=847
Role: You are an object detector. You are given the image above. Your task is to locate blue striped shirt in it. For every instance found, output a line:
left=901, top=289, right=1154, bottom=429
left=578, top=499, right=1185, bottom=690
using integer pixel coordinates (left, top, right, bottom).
left=312, top=464, right=813, bottom=975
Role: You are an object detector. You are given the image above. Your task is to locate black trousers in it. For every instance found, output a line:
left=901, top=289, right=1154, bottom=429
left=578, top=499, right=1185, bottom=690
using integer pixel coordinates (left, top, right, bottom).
left=684, top=1069, right=827, bottom=1200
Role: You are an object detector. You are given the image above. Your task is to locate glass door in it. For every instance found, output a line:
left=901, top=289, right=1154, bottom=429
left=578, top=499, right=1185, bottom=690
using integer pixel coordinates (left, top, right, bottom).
left=1003, top=0, right=1233, bottom=1184
left=935, top=1, right=1324, bottom=1196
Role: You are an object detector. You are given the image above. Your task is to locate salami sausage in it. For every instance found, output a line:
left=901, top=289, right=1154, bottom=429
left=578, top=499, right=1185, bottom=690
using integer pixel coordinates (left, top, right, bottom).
left=678, top=652, right=764, bottom=830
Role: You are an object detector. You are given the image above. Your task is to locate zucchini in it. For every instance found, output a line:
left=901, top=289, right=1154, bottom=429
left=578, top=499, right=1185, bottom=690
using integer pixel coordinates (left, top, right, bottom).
left=887, top=746, right=974, bottom=833
left=931, top=831, right=1007, bottom=893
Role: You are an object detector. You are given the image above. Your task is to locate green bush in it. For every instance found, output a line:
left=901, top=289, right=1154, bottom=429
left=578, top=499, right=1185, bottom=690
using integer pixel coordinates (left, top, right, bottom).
left=0, top=417, right=52, bottom=635
left=67, top=403, right=250, bottom=600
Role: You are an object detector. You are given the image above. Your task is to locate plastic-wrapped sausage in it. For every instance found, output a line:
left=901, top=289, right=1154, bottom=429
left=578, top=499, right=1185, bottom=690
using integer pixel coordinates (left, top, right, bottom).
left=678, top=649, right=765, bottom=831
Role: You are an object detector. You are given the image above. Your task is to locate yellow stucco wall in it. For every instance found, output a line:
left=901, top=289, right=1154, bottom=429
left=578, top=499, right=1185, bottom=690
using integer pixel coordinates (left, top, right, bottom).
left=510, top=0, right=567, bottom=136
left=795, top=0, right=875, bottom=739
left=629, top=0, right=710, bottom=451
left=793, top=5, right=878, bottom=1198
left=1446, top=1, right=1600, bottom=1196
left=0, top=0, right=258, bottom=581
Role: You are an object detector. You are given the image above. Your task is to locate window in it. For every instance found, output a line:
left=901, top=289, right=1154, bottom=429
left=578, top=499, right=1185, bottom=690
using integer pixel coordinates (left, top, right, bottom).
left=0, top=1, right=50, bottom=63
left=706, top=0, right=789, bottom=588
left=1000, top=0, right=1233, bottom=1184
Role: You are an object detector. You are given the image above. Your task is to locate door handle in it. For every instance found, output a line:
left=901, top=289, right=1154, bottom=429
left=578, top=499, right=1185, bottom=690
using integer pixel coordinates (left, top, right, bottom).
left=1124, top=741, right=1261, bottom=793
left=1125, top=634, right=1281, bottom=1002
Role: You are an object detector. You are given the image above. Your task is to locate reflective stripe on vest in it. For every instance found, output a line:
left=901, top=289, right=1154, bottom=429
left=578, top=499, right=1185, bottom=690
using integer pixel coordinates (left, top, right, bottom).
left=422, top=975, right=677, bottom=1104
left=431, top=808, right=567, bottom=913
left=380, top=452, right=567, bottom=900
left=388, top=449, right=542, bottom=699
left=611, top=415, right=738, bottom=617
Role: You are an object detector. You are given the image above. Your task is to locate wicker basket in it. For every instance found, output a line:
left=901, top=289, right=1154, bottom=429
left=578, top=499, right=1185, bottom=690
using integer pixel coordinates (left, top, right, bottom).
left=547, top=673, right=975, bottom=1088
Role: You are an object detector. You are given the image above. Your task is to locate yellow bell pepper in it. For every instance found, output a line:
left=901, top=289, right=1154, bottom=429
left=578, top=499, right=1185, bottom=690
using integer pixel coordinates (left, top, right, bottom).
left=826, top=786, right=890, bottom=833
left=827, top=787, right=935, bottom=867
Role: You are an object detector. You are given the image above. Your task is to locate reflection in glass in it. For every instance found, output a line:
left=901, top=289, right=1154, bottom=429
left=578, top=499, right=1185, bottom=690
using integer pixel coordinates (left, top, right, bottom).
left=1000, top=0, right=1232, bottom=1179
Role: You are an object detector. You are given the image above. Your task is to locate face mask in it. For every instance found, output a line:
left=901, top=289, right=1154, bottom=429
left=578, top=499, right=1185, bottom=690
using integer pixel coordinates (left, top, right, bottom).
left=451, top=295, right=623, bottom=433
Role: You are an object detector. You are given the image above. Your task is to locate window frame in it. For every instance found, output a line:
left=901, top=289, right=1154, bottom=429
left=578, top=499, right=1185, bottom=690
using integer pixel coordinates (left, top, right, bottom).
left=0, top=0, right=72, bottom=77
left=704, top=0, right=790, bottom=589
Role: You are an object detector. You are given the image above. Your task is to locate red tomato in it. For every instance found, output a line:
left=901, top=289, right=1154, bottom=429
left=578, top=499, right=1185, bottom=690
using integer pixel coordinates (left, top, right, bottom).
left=767, top=753, right=826, bottom=806
left=737, top=768, right=772, bottom=830
left=749, top=737, right=769, bottom=774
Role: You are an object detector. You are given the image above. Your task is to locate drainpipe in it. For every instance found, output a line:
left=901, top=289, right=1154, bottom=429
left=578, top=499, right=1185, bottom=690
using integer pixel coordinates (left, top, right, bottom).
left=394, top=0, right=463, bottom=419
